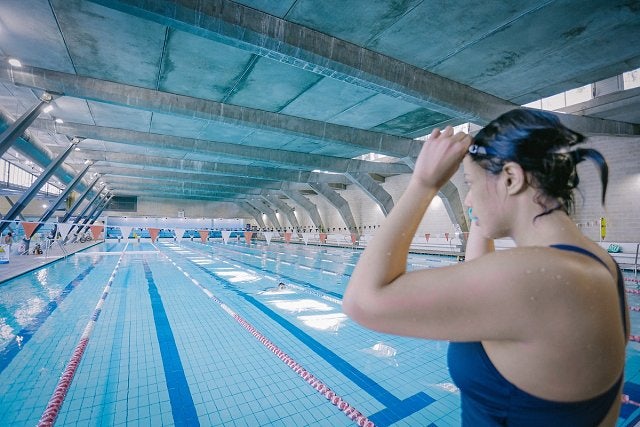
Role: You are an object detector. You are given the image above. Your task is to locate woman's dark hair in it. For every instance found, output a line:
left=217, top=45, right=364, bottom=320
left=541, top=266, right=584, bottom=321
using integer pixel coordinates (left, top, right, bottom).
left=469, top=108, right=608, bottom=216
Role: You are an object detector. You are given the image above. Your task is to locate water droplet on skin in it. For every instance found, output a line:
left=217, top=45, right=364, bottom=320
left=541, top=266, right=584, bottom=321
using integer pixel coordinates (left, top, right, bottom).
left=525, top=269, right=532, bottom=274
left=555, top=275, right=562, bottom=280
left=386, top=252, right=392, bottom=256
left=540, top=267, right=546, bottom=273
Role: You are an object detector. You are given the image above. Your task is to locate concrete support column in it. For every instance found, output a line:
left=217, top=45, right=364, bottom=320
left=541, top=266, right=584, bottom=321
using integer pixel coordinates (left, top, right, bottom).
left=344, top=172, right=394, bottom=216
left=32, top=163, right=92, bottom=236
left=246, top=199, right=281, bottom=230
left=3, top=196, right=26, bottom=221
left=308, top=182, right=358, bottom=236
left=237, top=201, right=266, bottom=229
left=76, top=194, right=113, bottom=237
left=61, top=175, right=102, bottom=223
left=260, top=192, right=301, bottom=233
left=0, top=138, right=80, bottom=234
left=0, top=93, right=54, bottom=158
left=280, top=188, right=324, bottom=230
left=67, top=186, right=106, bottom=229
left=66, top=190, right=108, bottom=241
left=403, top=156, right=468, bottom=247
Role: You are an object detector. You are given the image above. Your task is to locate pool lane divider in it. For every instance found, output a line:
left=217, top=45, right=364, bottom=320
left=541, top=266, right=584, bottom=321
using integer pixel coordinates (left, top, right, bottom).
left=195, top=242, right=345, bottom=302
left=207, top=241, right=354, bottom=281
left=171, top=244, right=436, bottom=426
left=37, top=243, right=129, bottom=427
left=160, top=250, right=377, bottom=427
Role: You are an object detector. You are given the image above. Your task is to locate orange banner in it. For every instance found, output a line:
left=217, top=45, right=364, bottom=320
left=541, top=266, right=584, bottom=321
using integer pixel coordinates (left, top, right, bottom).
left=148, top=227, right=160, bottom=242
left=284, top=232, right=292, bottom=243
left=198, top=230, right=209, bottom=243
left=351, top=233, right=357, bottom=244
left=89, top=225, right=104, bottom=240
left=244, top=231, right=253, bottom=244
left=319, top=233, right=327, bottom=244
left=21, top=222, right=39, bottom=239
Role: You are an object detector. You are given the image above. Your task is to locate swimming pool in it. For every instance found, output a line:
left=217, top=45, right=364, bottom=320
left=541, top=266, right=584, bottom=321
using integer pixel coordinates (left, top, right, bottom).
left=0, top=240, right=639, bottom=426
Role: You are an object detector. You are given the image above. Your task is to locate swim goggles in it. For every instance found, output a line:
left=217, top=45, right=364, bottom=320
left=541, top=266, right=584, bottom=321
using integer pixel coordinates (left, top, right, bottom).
left=468, top=144, right=494, bottom=156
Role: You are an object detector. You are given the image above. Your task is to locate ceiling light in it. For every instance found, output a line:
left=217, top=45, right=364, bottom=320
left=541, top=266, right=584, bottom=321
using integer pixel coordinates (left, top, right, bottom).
left=55, top=118, right=63, bottom=124
left=75, top=147, right=81, bottom=151
left=42, top=105, right=53, bottom=113
left=8, top=58, right=22, bottom=67
left=42, top=204, right=48, bottom=209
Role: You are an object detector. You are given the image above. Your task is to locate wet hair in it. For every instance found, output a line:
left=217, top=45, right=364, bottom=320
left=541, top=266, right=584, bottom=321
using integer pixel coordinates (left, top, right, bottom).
left=468, top=108, right=608, bottom=217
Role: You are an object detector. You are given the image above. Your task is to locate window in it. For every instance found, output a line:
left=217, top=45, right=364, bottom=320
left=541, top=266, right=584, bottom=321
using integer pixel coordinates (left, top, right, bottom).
left=107, top=196, right=137, bottom=212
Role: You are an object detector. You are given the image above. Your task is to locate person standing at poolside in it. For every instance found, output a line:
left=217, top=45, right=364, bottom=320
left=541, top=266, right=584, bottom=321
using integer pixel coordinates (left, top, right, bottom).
left=343, top=109, right=628, bottom=426
left=4, top=232, right=13, bottom=252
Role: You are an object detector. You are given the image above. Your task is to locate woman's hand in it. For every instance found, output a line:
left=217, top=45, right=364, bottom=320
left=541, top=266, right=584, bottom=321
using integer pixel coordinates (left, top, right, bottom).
left=411, top=127, right=472, bottom=189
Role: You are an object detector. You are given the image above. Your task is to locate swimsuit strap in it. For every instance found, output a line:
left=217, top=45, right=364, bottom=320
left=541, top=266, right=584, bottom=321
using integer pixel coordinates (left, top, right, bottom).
left=550, top=244, right=627, bottom=336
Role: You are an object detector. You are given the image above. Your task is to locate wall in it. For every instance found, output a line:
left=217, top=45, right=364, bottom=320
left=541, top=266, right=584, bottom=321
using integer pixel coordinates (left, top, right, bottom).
left=573, top=135, right=640, bottom=242
left=5, top=133, right=635, bottom=244
left=285, top=134, right=640, bottom=243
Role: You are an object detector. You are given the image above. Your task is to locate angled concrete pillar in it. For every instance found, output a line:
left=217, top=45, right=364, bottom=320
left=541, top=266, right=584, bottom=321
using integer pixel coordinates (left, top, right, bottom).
left=280, top=188, right=324, bottom=230
left=246, top=199, right=281, bottom=230
left=0, top=93, right=54, bottom=158
left=403, top=157, right=468, bottom=246
left=439, top=181, right=470, bottom=249
left=68, top=191, right=109, bottom=241
left=32, top=163, right=92, bottom=236
left=68, top=186, right=106, bottom=228
left=308, top=183, right=358, bottom=235
left=61, top=174, right=102, bottom=222
left=3, top=197, right=26, bottom=221
left=344, top=172, right=394, bottom=216
left=237, top=201, right=267, bottom=229
left=76, top=194, right=113, bottom=236
left=260, top=192, right=301, bottom=232
left=0, top=138, right=80, bottom=234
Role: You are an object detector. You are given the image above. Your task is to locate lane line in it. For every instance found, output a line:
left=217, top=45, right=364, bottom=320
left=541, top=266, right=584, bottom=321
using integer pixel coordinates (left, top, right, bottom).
left=160, top=248, right=377, bottom=426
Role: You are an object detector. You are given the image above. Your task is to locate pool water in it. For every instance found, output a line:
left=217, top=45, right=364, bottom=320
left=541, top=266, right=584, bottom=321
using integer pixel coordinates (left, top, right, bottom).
left=0, top=240, right=639, bottom=426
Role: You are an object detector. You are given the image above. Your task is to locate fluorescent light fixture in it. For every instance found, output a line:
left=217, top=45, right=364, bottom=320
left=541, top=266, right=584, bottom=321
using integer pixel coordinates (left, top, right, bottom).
left=55, top=118, right=63, bottom=124
left=8, top=58, right=22, bottom=67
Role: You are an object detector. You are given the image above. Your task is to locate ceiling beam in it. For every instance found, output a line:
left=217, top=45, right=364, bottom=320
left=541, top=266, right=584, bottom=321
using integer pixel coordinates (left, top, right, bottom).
left=37, top=120, right=414, bottom=174
left=87, top=0, right=513, bottom=122
left=67, top=150, right=353, bottom=184
left=0, top=64, right=426, bottom=156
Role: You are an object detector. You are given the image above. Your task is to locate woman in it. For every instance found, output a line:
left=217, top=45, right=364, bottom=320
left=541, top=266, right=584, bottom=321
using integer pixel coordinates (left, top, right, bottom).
left=343, top=109, right=628, bottom=426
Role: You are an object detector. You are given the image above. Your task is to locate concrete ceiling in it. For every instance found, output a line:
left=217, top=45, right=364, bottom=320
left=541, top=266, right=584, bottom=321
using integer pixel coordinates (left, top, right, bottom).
left=0, top=0, right=639, bottom=207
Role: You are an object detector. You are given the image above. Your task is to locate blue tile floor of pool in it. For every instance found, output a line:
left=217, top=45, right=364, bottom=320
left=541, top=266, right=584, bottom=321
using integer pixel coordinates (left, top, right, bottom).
left=0, top=239, right=639, bottom=426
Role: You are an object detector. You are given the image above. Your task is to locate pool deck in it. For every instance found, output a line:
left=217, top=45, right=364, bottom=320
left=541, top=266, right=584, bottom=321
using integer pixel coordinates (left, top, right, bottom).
left=0, top=240, right=101, bottom=283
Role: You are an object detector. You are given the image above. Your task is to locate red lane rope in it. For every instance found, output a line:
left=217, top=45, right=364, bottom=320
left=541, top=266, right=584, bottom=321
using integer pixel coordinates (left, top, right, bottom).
left=161, top=247, right=376, bottom=426
left=38, top=338, right=89, bottom=426
left=37, top=246, right=127, bottom=426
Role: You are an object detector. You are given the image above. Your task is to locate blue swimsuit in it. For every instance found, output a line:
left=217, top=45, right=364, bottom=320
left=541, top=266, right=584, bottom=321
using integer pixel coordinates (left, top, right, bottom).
left=448, top=244, right=627, bottom=426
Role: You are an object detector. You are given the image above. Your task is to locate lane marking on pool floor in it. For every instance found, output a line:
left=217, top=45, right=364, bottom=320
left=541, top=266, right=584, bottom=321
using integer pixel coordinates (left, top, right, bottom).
left=160, top=249, right=377, bottom=427
left=162, top=244, right=436, bottom=426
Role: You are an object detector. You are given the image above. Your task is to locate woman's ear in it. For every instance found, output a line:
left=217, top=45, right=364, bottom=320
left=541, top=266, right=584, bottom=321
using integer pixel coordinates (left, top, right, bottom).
left=501, top=162, right=527, bottom=195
